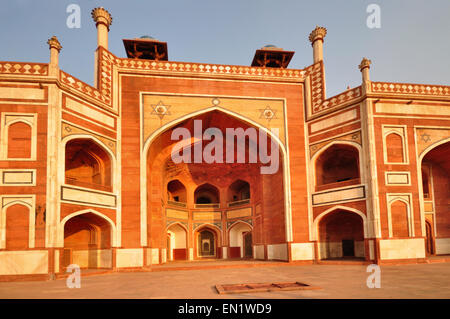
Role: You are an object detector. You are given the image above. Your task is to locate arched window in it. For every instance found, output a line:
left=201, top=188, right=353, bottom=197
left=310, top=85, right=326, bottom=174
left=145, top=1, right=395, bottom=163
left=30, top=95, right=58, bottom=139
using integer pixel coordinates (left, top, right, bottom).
left=65, top=139, right=112, bottom=192
left=385, top=133, right=404, bottom=163
left=194, top=183, right=220, bottom=205
left=315, top=144, right=360, bottom=189
left=7, top=122, right=32, bottom=158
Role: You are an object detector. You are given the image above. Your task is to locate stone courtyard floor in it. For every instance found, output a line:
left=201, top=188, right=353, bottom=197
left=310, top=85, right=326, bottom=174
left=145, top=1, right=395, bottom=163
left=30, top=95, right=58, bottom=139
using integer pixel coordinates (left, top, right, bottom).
left=0, top=262, right=449, bottom=299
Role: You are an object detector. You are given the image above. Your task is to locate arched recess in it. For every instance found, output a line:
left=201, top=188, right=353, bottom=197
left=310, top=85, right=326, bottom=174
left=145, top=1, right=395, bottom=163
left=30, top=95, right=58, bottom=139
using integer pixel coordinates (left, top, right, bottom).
left=194, top=183, right=220, bottom=205
left=58, top=209, right=117, bottom=248
left=140, top=106, right=292, bottom=248
left=311, top=141, right=363, bottom=191
left=418, top=138, right=450, bottom=253
left=64, top=138, right=113, bottom=192
left=227, top=179, right=251, bottom=203
left=60, top=134, right=116, bottom=191
left=228, top=221, right=253, bottom=258
left=61, top=210, right=115, bottom=269
left=315, top=207, right=366, bottom=260
left=166, top=222, right=188, bottom=261
left=0, top=115, right=37, bottom=160
left=312, top=205, right=368, bottom=241
left=384, top=132, right=405, bottom=163
left=7, top=121, right=32, bottom=159
left=388, top=199, right=410, bottom=238
left=1, top=202, right=35, bottom=250
left=167, top=179, right=187, bottom=203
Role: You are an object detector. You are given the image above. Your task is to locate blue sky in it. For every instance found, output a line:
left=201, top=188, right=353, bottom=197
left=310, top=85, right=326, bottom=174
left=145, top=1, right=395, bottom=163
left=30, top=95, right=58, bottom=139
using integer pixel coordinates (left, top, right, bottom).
left=1, top=0, right=449, bottom=97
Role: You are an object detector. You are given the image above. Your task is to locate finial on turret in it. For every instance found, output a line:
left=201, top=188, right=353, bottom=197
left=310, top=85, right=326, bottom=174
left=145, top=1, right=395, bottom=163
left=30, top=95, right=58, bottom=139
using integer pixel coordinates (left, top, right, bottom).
left=91, top=7, right=113, bottom=50
left=91, top=7, right=113, bottom=30
left=359, top=57, right=372, bottom=71
left=359, top=57, right=372, bottom=82
left=308, top=26, right=327, bottom=63
left=47, top=36, right=62, bottom=76
left=47, top=36, right=62, bottom=52
left=308, top=26, right=327, bottom=44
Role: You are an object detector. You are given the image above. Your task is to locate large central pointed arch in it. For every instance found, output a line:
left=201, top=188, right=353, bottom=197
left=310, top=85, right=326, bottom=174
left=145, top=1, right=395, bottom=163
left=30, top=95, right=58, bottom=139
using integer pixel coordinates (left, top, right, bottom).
left=416, top=137, right=450, bottom=249
left=140, top=106, right=293, bottom=247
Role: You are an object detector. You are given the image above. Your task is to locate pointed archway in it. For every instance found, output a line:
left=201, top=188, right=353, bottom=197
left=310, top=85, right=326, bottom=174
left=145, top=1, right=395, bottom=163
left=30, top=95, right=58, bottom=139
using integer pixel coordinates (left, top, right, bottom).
left=228, top=221, right=253, bottom=259
left=194, top=225, right=221, bottom=259
left=142, top=109, right=290, bottom=263
left=420, top=140, right=450, bottom=255
left=167, top=223, right=188, bottom=261
left=317, top=208, right=366, bottom=260
left=62, top=212, right=113, bottom=270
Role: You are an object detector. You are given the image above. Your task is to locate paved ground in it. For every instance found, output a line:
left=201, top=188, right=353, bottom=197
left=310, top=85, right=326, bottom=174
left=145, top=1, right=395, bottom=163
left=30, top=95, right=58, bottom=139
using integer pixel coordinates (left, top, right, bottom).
left=0, top=263, right=449, bottom=299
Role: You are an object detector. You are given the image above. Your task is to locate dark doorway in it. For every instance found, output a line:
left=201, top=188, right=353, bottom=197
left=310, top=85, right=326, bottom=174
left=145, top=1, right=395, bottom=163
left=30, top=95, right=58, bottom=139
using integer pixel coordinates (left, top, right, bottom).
left=196, top=196, right=212, bottom=204
left=198, top=230, right=215, bottom=257
left=342, top=240, right=355, bottom=257
left=425, top=221, right=434, bottom=255
left=243, top=232, right=253, bottom=258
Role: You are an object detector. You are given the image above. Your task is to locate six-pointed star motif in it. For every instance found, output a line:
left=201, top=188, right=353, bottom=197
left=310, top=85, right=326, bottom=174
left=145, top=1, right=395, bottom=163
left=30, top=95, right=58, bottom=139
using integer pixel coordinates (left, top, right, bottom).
left=151, top=100, right=171, bottom=119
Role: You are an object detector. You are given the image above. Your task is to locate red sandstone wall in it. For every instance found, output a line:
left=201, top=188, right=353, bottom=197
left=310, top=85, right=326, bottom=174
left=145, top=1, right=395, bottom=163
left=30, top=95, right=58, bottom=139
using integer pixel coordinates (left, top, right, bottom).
left=262, top=164, right=286, bottom=244
left=0, top=96, right=48, bottom=249
left=373, top=106, right=450, bottom=239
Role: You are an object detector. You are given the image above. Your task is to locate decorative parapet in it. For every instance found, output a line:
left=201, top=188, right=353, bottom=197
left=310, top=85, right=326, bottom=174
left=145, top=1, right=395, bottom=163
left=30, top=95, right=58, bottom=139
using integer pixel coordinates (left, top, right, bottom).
left=60, top=70, right=110, bottom=105
left=92, top=46, right=307, bottom=113
left=318, top=87, right=362, bottom=113
left=371, top=82, right=450, bottom=97
left=305, top=61, right=326, bottom=111
left=304, top=60, right=362, bottom=117
left=113, top=56, right=306, bottom=81
left=97, top=48, right=114, bottom=103
left=0, top=62, right=48, bottom=76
